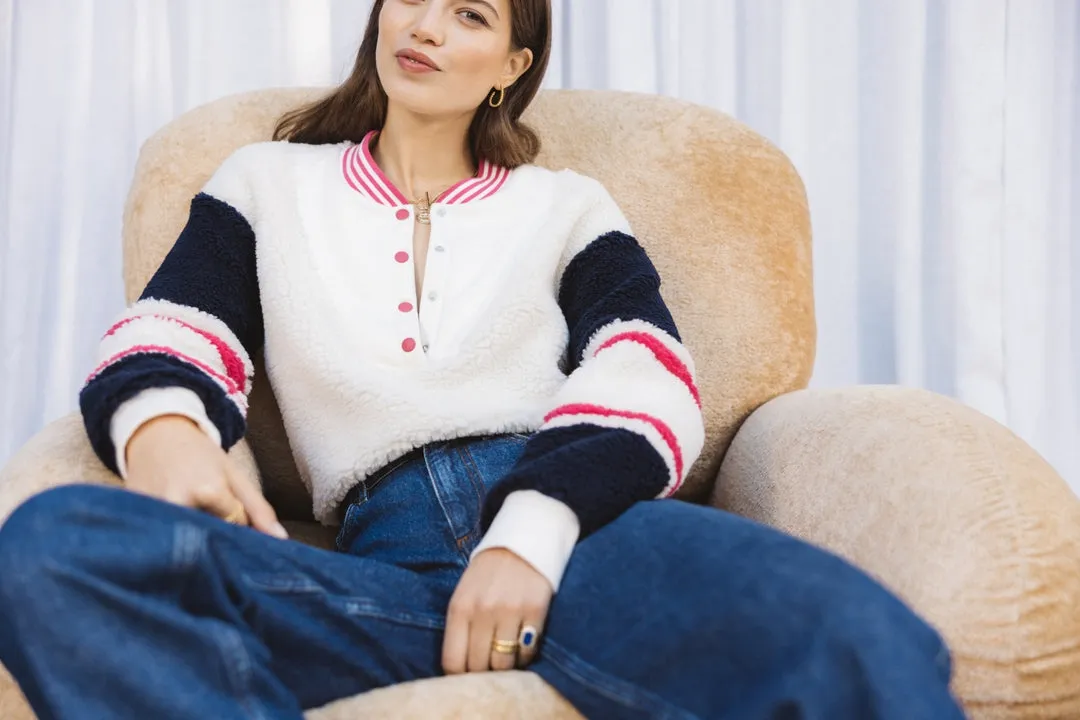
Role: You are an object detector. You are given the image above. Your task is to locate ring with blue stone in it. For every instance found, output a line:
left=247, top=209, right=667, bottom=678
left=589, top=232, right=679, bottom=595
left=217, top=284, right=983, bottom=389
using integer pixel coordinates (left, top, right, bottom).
left=519, top=624, right=539, bottom=650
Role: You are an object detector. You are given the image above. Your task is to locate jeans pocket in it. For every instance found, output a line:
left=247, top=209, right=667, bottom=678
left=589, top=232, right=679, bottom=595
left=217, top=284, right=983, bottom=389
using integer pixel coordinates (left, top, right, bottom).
left=334, top=502, right=363, bottom=553
left=334, top=470, right=395, bottom=553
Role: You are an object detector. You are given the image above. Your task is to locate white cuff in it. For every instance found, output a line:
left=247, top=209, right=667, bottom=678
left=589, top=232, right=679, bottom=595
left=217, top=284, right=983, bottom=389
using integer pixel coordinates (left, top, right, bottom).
left=109, top=387, right=221, bottom=479
left=470, top=490, right=580, bottom=592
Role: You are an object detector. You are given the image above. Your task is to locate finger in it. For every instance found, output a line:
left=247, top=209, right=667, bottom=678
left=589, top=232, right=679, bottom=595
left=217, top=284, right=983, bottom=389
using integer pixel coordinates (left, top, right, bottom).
left=442, top=595, right=471, bottom=674
left=490, top=616, right=521, bottom=672
left=188, top=479, right=244, bottom=521
left=467, top=604, right=497, bottom=673
left=228, top=464, right=288, bottom=539
left=516, top=618, right=545, bottom=668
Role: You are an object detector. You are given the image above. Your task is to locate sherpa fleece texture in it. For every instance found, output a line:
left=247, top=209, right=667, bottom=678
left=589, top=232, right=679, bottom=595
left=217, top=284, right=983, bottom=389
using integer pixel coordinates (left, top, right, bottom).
left=79, top=138, right=705, bottom=591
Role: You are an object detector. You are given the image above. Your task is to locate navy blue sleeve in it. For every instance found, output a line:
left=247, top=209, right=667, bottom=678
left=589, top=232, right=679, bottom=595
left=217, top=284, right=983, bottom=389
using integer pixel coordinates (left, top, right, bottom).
left=481, top=231, right=702, bottom=539
left=79, top=193, right=262, bottom=474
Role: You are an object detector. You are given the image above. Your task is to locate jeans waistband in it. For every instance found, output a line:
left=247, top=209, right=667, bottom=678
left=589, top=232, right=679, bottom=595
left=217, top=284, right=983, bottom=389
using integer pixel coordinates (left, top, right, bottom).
left=341, top=447, right=425, bottom=511
left=338, top=433, right=516, bottom=518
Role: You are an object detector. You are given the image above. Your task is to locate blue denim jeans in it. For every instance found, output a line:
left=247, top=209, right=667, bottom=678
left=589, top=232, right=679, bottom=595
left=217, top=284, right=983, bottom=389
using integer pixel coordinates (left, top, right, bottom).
left=0, top=435, right=964, bottom=719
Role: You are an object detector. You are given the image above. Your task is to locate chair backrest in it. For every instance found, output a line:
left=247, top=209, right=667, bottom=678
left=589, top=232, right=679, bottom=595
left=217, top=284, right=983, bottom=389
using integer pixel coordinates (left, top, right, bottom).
left=122, top=88, right=815, bottom=519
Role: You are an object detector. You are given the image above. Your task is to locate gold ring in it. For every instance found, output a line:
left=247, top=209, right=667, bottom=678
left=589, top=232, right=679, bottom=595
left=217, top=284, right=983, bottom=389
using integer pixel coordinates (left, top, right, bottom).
left=491, top=638, right=519, bottom=654
left=223, top=506, right=246, bottom=524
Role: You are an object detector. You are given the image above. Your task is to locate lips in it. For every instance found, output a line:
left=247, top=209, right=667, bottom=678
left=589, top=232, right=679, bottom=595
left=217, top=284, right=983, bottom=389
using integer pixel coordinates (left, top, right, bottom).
left=395, top=49, right=440, bottom=71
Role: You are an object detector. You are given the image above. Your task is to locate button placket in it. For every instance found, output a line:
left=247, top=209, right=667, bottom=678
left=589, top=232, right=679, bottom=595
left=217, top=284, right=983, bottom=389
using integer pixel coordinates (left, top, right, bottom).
left=392, top=206, right=421, bottom=356
left=419, top=214, right=447, bottom=352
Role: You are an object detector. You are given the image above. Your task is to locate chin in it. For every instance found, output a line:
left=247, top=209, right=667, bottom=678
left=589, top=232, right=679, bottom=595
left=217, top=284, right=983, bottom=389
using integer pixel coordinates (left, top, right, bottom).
left=385, top=85, right=471, bottom=119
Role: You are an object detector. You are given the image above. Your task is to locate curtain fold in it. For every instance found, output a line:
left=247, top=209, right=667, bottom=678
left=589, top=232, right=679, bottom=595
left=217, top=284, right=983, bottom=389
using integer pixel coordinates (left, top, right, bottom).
left=1, top=0, right=1077, bottom=490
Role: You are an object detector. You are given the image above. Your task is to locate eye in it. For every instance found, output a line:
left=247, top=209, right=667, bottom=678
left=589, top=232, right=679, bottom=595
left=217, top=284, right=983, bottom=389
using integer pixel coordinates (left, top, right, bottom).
left=459, top=8, right=490, bottom=26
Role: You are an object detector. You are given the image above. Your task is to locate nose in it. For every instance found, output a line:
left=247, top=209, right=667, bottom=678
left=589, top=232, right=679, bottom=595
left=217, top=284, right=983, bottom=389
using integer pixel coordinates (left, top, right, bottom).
left=411, top=5, right=445, bottom=46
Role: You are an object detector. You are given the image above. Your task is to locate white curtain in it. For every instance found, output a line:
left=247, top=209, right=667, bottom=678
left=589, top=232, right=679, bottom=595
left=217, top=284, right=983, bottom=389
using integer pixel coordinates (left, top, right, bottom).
left=2, top=0, right=1077, bottom=491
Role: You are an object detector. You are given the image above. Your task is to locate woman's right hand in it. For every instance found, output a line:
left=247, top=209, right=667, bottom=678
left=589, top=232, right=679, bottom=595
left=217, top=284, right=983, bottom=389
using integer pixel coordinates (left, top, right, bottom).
left=124, top=415, right=289, bottom=539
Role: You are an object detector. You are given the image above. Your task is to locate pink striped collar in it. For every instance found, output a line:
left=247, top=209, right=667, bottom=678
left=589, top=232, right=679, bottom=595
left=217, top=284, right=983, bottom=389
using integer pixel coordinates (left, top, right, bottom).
left=342, top=130, right=510, bottom=207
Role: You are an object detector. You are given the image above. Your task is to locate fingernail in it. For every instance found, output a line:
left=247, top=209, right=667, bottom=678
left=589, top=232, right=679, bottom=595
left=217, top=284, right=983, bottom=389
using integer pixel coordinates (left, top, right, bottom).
left=270, top=522, right=289, bottom=539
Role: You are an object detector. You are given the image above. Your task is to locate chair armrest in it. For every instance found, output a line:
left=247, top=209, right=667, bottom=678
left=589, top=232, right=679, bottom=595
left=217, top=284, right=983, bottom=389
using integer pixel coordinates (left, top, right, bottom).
left=0, top=413, right=118, bottom=525
left=714, top=386, right=1080, bottom=717
left=0, top=413, right=262, bottom=526
left=307, top=671, right=581, bottom=720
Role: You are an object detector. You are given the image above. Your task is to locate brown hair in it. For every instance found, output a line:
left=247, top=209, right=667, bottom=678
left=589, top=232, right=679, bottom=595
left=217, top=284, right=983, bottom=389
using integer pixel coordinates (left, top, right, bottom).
left=273, top=0, right=551, bottom=168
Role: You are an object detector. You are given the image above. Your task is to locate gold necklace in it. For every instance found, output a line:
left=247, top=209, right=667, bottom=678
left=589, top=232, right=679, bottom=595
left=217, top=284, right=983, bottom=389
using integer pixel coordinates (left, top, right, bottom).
left=414, top=192, right=433, bottom=225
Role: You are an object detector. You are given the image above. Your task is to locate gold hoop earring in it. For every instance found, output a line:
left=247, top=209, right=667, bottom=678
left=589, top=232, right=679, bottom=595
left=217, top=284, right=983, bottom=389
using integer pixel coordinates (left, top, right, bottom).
left=488, top=87, right=505, bottom=108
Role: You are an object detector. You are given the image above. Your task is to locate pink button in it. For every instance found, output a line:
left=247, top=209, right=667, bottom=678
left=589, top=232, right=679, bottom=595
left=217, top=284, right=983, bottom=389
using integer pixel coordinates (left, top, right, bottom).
left=395, top=208, right=410, bottom=221
left=394, top=251, right=409, bottom=263
left=402, top=338, right=417, bottom=353
left=398, top=302, right=414, bottom=313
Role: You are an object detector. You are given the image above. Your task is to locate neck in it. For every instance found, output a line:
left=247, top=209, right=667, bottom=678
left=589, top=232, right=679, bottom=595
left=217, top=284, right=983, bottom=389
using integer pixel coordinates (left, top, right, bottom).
left=374, top=106, right=477, bottom=201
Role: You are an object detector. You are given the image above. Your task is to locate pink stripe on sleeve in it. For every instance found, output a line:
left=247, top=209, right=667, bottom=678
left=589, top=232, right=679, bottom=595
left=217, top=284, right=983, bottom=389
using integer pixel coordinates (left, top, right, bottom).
left=88, top=345, right=242, bottom=398
left=104, top=315, right=249, bottom=392
left=594, top=331, right=701, bottom=407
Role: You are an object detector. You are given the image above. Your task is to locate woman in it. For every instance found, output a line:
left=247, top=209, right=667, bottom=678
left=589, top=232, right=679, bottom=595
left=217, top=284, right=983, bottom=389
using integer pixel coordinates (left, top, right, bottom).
left=0, top=1, right=964, bottom=718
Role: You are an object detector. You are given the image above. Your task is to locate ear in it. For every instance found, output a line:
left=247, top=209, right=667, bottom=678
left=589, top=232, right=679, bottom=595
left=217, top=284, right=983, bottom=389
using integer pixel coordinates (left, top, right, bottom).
left=500, top=47, right=533, bottom=90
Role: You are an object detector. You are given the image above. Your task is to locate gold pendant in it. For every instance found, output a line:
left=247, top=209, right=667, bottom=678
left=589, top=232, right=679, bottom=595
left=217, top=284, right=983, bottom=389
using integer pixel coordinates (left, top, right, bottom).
left=415, top=192, right=432, bottom=225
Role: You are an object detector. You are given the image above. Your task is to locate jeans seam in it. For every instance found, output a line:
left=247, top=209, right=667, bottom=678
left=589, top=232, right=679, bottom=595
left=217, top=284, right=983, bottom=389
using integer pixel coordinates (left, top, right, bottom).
left=455, top=446, right=486, bottom=555
left=171, top=522, right=207, bottom=571
left=333, top=505, right=357, bottom=553
left=339, top=600, right=447, bottom=631
left=365, top=453, right=412, bottom=493
left=423, top=449, right=470, bottom=570
left=212, top=625, right=270, bottom=720
left=458, top=446, right=484, bottom=510
left=186, top=530, right=271, bottom=720
left=240, top=574, right=327, bottom=594
left=539, top=639, right=699, bottom=720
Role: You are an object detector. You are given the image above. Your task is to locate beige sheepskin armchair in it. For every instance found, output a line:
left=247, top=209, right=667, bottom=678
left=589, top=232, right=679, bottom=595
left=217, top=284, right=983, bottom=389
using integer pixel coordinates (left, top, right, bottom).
left=1, top=88, right=1079, bottom=719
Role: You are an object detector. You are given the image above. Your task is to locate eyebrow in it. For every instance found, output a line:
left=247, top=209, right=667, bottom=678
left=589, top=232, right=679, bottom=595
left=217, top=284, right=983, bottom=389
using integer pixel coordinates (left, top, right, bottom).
left=471, top=0, right=501, bottom=21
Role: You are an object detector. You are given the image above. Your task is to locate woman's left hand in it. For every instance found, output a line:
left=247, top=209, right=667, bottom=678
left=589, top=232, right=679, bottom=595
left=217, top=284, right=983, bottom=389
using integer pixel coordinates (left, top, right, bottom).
left=442, top=548, right=553, bottom=674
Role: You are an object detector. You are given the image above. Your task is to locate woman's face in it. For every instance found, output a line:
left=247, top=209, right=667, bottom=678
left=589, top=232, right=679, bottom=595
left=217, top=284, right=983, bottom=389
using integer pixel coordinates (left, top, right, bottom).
left=376, top=0, right=532, bottom=118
